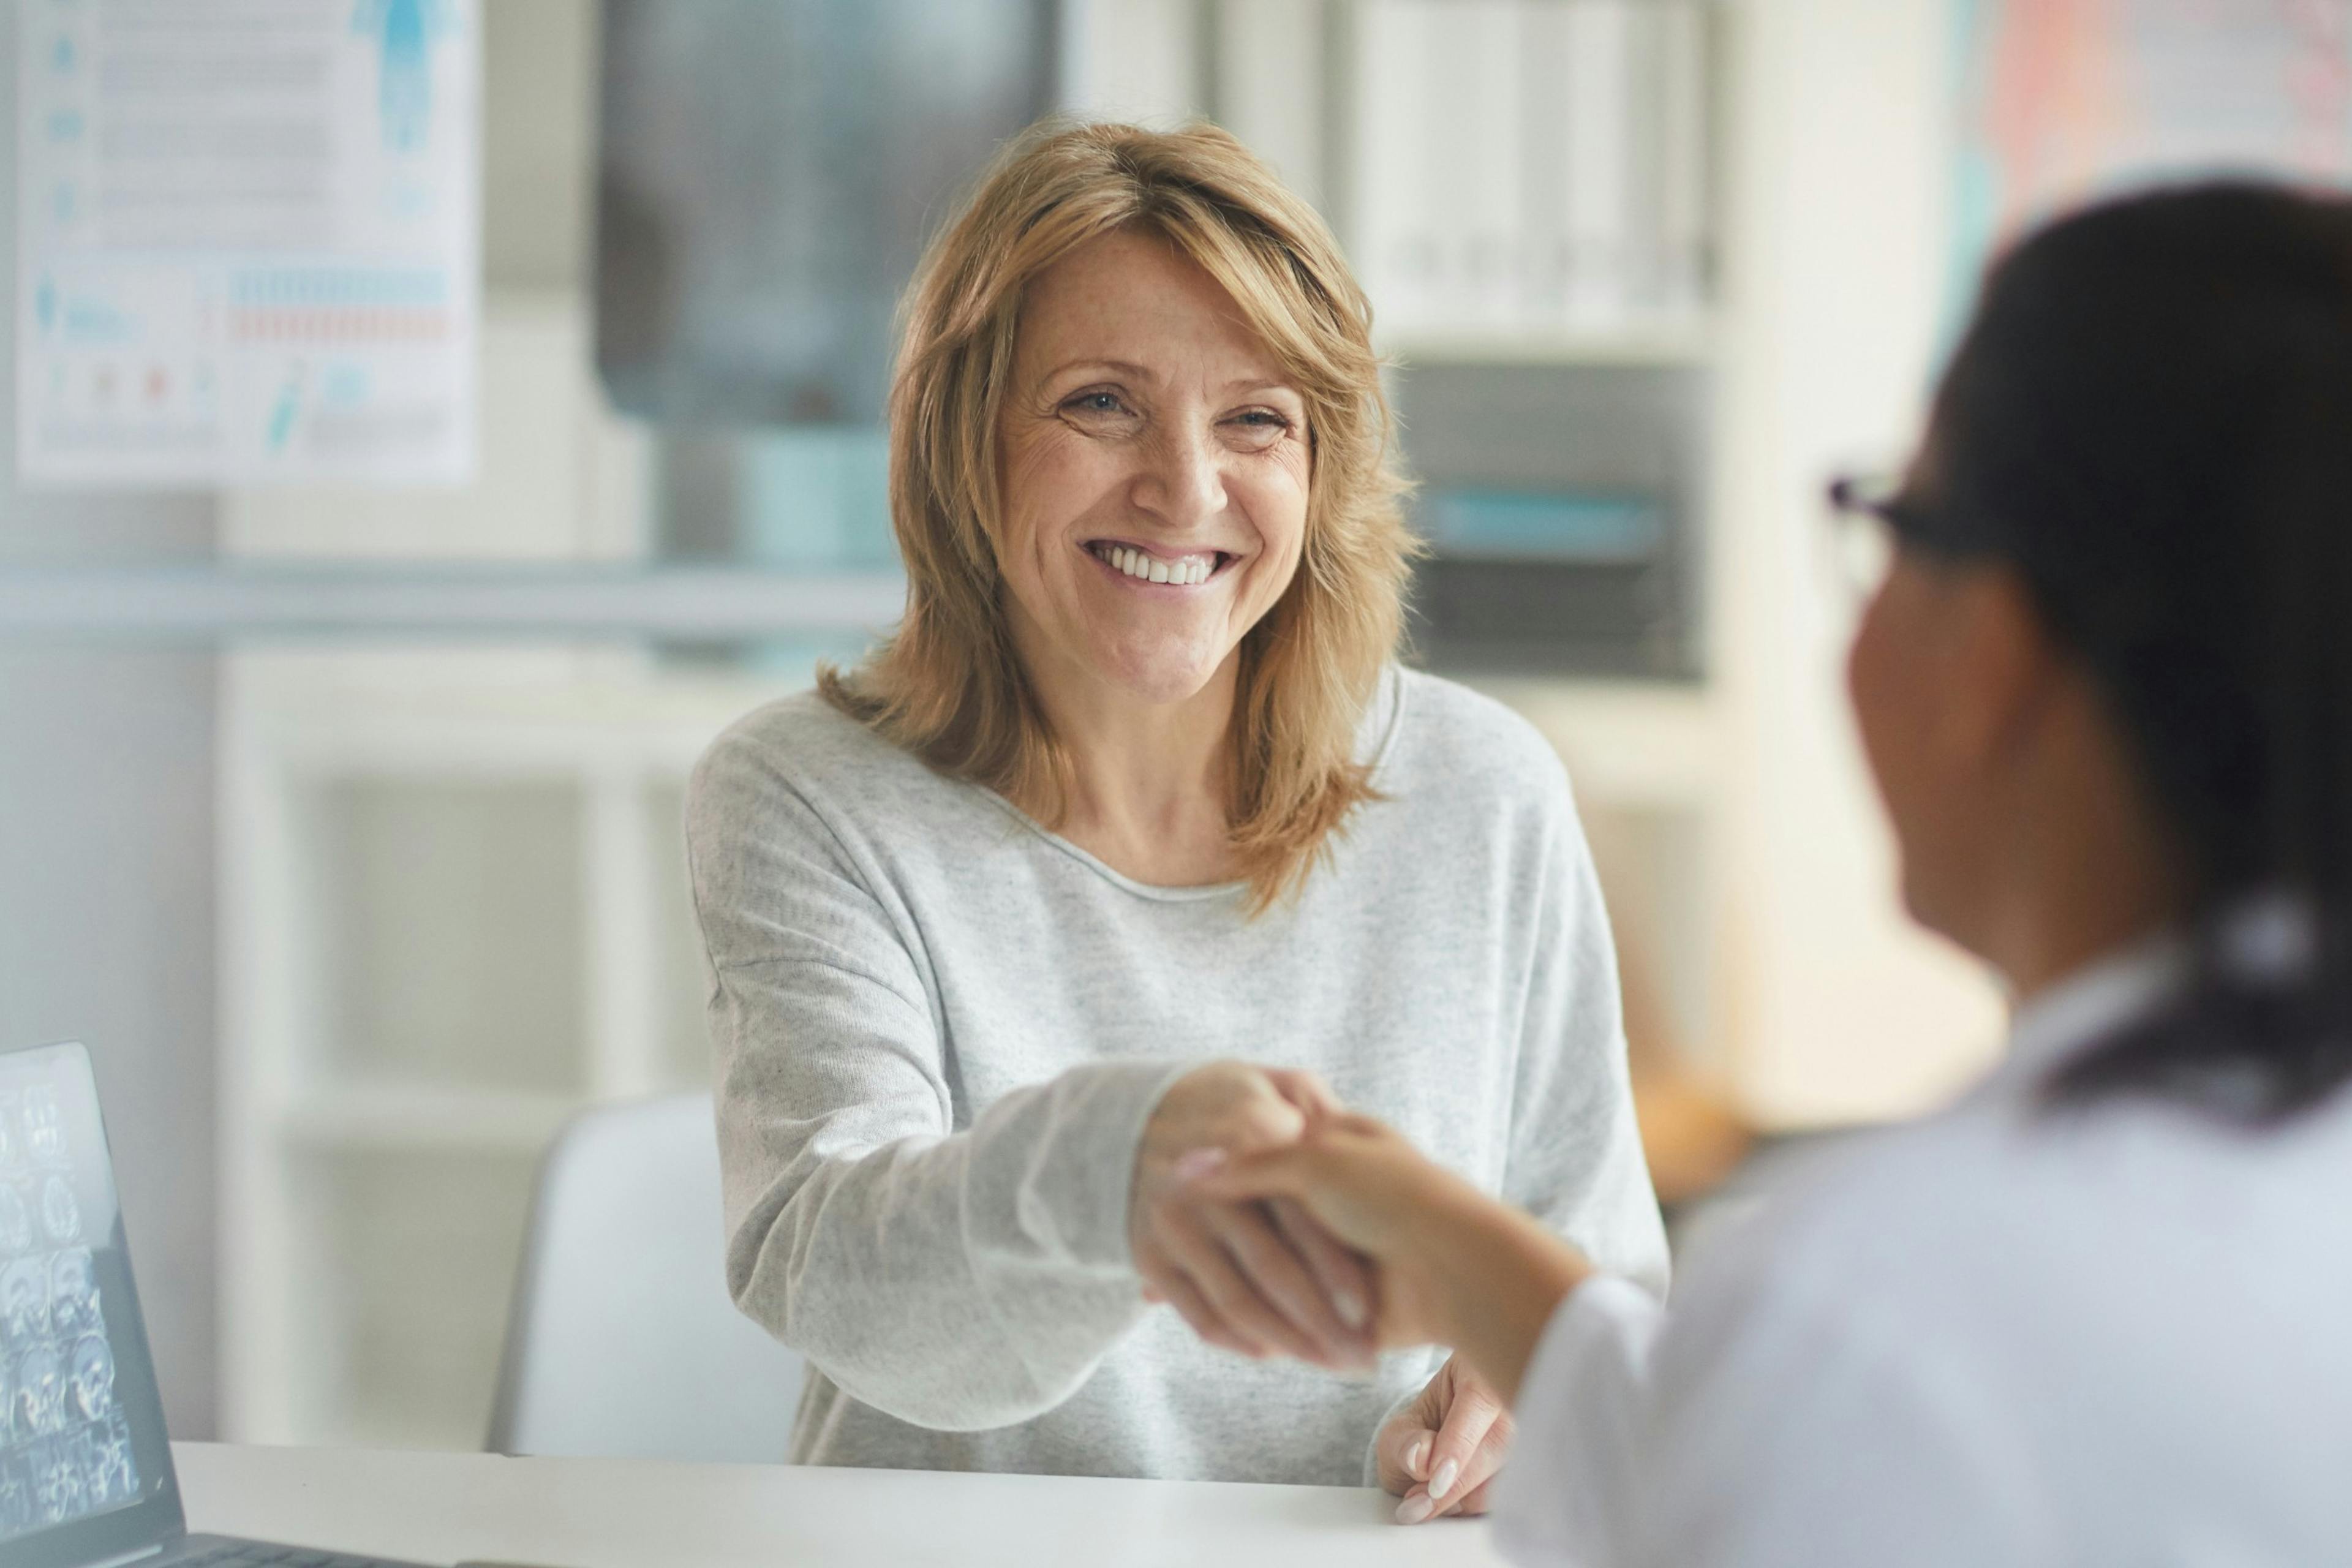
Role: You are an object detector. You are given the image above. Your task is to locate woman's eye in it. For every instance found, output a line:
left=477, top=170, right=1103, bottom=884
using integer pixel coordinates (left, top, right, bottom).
left=1228, top=410, right=1292, bottom=440
left=1065, top=391, right=1127, bottom=415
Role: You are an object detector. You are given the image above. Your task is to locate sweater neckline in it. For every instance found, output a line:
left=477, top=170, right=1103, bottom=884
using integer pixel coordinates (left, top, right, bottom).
left=974, top=666, right=1411, bottom=903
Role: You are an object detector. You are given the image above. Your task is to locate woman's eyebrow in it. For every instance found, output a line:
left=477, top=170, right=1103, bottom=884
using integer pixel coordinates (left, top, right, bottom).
left=1038, top=360, right=1295, bottom=396
left=1044, top=357, right=1156, bottom=383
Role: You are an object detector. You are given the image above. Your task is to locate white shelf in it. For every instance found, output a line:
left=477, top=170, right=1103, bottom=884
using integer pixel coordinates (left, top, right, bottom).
left=277, top=1087, right=586, bottom=1152
left=1379, top=320, right=1716, bottom=368
left=231, top=652, right=782, bottom=774
left=0, top=565, right=907, bottom=638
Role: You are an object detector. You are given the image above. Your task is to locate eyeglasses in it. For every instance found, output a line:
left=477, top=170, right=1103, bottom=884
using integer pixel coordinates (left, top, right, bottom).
left=1822, top=472, right=1902, bottom=605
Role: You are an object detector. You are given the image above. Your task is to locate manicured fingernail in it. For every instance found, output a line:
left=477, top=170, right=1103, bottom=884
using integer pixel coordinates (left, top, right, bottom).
left=1334, top=1290, right=1368, bottom=1330
left=1430, top=1459, right=1459, bottom=1501
left=1172, top=1147, right=1227, bottom=1182
left=1395, top=1492, right=1435, bottom=1526
left=1406, top=1436, right=1431, bottom=1479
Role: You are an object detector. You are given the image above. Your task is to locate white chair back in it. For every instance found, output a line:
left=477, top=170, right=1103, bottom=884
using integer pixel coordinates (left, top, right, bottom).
left=487, top=1091, right=804, bottom=1460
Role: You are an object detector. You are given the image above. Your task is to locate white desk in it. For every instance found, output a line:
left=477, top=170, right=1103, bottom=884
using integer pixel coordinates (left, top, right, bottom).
left=174, top=1443, right=1512, bottom=1567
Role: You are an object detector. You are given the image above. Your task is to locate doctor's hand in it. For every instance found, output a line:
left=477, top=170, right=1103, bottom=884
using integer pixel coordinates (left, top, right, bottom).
left=1129, top=1062, right=1376, bottom=1371
left=1376, top=1354, right=1515, bottom=1525
left=1184, top=1110, right=1472, bottom=1346
left=1186, top=1111, right=1594, bottom=1407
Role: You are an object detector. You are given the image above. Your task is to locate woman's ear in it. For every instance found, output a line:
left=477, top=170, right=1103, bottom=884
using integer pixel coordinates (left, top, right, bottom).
left=1935, top=564, right=2063, bottom=774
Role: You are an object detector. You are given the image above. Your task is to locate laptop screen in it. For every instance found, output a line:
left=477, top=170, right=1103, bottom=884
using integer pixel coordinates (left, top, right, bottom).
left=1, top=1042, right=184, bottom=1566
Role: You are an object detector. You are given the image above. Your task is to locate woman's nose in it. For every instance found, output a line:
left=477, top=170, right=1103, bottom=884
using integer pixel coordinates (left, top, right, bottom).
left=1133, top=424, right=1229, bottom=530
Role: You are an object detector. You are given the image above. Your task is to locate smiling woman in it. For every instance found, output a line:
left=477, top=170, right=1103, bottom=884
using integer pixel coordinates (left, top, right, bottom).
left=684, top=119, right=1667, bottom=1506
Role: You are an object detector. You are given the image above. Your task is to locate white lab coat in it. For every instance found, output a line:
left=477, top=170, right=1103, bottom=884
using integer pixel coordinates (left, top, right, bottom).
left=1492, top=942, right=2352, bottom=1566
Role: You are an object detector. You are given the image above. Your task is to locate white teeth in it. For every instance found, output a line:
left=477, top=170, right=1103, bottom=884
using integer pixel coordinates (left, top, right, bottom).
left=1093, top=545, right=1218, bottom=585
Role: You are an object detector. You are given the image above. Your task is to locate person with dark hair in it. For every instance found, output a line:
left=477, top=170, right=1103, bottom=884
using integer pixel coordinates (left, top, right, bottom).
left=1176, top=181, right=2352, bottom=1562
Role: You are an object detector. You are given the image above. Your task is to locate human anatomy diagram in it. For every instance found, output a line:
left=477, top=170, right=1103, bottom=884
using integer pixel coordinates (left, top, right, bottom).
left=0, top=1085, right=138, bottom=1538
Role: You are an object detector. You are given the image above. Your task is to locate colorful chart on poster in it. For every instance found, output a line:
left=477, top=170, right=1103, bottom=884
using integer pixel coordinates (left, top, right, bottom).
left=14, top=0, right=479, bottom=487
left=1953, top=0, right=2352, bottom=302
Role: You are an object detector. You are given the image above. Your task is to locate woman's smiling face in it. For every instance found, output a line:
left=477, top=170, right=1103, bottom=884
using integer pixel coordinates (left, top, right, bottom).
left=995, top=227, right=1311, bottom=708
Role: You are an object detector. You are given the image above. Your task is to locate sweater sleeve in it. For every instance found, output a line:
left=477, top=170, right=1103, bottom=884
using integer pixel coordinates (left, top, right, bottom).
left=685, top=730, right=1189, bottom=1432
left=1503, top=764, right=1672, bottom=1298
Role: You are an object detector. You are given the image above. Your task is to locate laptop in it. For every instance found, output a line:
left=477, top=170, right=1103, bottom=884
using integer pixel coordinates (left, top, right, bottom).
left=2, top=1041, right=442, bottom=1568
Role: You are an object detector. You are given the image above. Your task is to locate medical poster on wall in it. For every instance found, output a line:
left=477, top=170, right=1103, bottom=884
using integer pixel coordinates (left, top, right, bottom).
left=14, top=0, right=479, bottom=488
left=1951, top=0, right=2352, bottom=311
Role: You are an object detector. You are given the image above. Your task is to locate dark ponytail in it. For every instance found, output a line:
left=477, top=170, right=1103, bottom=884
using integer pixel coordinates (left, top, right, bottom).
left=1898, top=182, right=2352, bottom=1121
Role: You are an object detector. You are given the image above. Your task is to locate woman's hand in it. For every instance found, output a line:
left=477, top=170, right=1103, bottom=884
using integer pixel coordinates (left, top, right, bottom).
left=1376, top=1354, right=1515, bottom=1525
left=1129, top=1063, right=1377, bottom=1370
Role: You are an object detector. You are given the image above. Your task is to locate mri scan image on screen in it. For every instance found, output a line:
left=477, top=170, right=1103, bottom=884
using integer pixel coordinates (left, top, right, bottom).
left=0, top=1052, right=148, bottom=1550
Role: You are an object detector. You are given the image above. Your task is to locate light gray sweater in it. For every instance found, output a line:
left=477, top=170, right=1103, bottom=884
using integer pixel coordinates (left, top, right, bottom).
left=685, top=666, right=1668, bottom=1487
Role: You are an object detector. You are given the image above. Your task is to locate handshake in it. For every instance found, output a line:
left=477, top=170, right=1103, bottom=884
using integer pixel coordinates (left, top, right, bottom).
left=1127, top=1060, right=1523, bottom=1523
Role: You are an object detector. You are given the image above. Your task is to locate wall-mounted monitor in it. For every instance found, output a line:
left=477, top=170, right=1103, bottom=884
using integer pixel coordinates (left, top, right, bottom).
left=595, top=0, right=1058, bottom=427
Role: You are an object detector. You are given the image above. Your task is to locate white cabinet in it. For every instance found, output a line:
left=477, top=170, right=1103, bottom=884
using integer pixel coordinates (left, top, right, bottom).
left=218, top=650, right=780, bottom=1447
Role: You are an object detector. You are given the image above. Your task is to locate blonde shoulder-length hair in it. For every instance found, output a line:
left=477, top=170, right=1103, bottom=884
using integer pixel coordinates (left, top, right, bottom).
left=819, top=117, right=1417, bottom=912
